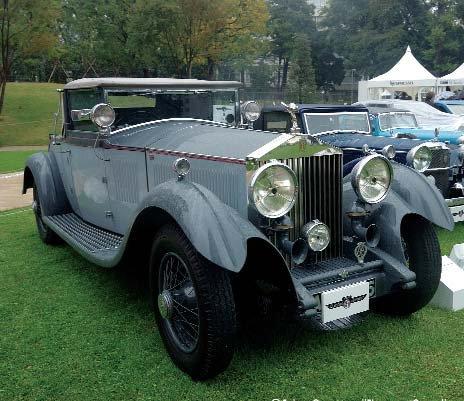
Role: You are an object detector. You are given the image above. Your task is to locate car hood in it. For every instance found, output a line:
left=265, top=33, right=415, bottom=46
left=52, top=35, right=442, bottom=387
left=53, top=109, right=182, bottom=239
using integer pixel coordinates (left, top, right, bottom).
left=318, top=132, right=429, bottom=152
left=107, top=120, right=280, bottom=159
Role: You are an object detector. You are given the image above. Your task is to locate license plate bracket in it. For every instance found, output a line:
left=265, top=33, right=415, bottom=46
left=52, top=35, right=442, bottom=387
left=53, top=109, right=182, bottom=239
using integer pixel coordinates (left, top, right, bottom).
left=321, top=281, right=369, bottom=323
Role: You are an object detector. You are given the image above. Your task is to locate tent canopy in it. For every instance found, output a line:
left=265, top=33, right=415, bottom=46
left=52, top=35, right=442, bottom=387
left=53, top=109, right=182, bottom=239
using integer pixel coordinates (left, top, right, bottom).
left=368, top=46, right=436, bottom=88
left=439, top=63, right=464, bottom=86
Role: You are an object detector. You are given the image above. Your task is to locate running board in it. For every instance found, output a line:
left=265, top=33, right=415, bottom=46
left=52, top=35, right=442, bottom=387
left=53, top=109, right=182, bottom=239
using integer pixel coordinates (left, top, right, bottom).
left=43, top=213, right=124, bottom=267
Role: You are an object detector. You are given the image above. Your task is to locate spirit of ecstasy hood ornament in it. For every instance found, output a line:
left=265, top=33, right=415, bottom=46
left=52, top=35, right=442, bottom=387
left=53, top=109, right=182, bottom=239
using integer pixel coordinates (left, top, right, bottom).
left=281, top=102, right=301, bottom=135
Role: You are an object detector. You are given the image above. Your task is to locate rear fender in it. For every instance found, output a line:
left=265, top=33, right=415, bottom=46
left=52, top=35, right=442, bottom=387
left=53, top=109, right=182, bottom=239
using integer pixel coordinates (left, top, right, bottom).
left=23, top=152, right=70, bottom=216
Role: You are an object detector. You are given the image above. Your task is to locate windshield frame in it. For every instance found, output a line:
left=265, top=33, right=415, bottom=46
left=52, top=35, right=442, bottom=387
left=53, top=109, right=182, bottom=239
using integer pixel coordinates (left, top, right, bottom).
left=302, top=111, right=371, bottom=136
left=102, top=87, right=240, bottom=126
left=445, top=103, right=464, bottom=116
left=378, top=111, right=418, bottom=131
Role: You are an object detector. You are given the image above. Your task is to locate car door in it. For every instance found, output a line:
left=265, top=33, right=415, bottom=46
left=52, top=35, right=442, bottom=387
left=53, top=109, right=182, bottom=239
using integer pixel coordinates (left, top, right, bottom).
left=63, top=88, right=115, bottom=232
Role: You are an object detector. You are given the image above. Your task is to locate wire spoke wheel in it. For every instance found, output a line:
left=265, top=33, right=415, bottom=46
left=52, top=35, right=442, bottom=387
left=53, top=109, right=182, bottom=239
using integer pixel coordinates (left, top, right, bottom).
left=158, top=252, right=200, bottom=353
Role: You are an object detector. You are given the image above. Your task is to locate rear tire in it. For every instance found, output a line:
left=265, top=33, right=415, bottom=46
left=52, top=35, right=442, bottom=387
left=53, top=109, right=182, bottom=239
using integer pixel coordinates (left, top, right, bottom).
left=373, top=215, right=441, bottom=316
left=149, top=224, right=236, bottom=380
left=32, top=185, right=62, bottom=245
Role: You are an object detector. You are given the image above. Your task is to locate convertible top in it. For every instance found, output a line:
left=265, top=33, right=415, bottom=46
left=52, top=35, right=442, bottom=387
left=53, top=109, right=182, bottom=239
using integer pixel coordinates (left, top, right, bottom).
left=63, top=77, right=243, bottom=90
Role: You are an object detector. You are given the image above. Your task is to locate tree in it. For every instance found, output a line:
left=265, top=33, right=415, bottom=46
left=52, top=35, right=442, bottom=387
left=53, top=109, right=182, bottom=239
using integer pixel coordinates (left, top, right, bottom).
left=321, top=0, right=430, bottom=78
left=287, top=35, right=316, bottom=103
left=130, top=0, right=268, bottom=79
left=267, top=0, right=316, bottom=93
left=0, top=0, right=59, bottom=113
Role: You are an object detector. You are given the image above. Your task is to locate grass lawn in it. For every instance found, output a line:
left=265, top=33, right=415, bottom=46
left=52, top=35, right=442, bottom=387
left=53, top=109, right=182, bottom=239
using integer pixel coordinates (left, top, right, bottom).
left=0, top=150, right=38, bottom=173
left=0, top=82, right=61, bottom=147
left=1, top=210, right=464, bottom=401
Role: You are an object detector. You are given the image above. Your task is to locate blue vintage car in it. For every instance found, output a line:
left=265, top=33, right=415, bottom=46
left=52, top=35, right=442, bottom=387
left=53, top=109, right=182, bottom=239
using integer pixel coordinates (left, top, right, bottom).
left=357, top=100, right=464, bottom=145
left=434, top=99, right=464, bottom=116
left=368, top=107, right=464, bottom=144
left=255, top=104, right=464, bottom=221
left=23, top=79, right=454, bottom=380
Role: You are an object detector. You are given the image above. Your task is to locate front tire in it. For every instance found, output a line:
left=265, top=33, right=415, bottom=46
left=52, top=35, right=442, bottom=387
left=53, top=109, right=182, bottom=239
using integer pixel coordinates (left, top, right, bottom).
left=32, top=185, right=62, bottom=245
left=149, top=224, right=236, bottom=380
left=374, top=215, right=441, bottom=316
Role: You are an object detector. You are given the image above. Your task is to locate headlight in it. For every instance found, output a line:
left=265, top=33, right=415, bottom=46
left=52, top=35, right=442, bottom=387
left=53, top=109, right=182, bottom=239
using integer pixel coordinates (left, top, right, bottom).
left=241, top=101, right=261, bottom=122
left=249, top=162, right=297, bottom=218
left=91, top=103, right=116, bottom=128
left=351, top=155, right=393, bottom=204
left=407, top=145, right=432, bottom=172
left=381, top=144, right=396, bottom=159
left=458, top=136, right=464, bottom=145
left=302, top=220, right=330, bottom=252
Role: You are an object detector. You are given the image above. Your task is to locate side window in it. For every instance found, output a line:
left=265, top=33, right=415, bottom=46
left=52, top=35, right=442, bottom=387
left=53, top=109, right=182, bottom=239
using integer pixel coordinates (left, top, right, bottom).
left=67, top=89, right=102, bottom=132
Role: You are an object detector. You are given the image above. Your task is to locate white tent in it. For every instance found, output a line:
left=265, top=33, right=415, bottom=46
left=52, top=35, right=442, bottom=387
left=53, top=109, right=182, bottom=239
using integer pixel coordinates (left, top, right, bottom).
left=359, top=46, right=437, bottom=101
left=439, top=62, right=464, bottom=86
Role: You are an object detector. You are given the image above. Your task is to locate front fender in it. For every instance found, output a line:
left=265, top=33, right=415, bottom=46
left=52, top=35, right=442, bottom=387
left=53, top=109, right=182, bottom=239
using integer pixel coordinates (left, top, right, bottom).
left=343, top=161, right=454, bottom=262
left=135, top=179, right=270, bottom=272
left=23, top=152, right=70, bottom=217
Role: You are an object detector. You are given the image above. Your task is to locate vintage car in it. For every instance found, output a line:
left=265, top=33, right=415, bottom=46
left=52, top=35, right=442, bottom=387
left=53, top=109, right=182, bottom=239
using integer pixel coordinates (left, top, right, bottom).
left=356, top=99, right=464, bottom=144
left=254, top=104, right=464, bottom=222
left=24, top=78, right=454, bottom=380
left=434, top=99, right=464, bottom=116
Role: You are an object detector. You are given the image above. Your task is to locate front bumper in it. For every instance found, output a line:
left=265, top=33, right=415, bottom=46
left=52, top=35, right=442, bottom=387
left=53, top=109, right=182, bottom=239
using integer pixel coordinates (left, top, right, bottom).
left=290, top=249, right=416, bottom=319
left=446, top=196, right=464, bottom=222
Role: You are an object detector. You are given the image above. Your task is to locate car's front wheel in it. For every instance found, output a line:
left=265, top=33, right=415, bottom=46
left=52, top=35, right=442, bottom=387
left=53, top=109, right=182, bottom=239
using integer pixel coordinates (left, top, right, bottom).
left=373, top=215, right=441, bottom=316
left=149, top=224, right=236, bottom=381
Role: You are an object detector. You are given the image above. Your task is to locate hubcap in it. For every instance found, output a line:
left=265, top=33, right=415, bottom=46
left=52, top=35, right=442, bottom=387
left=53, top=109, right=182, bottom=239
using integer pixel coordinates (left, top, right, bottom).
left=158, top=290, right=174, bottom=320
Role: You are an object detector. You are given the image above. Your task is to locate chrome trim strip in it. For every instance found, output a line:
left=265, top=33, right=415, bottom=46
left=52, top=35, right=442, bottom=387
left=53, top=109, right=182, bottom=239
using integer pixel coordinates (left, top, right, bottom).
left=111, top=118, right=228, bottom=135
left=147, top=148, right=246, bottom=165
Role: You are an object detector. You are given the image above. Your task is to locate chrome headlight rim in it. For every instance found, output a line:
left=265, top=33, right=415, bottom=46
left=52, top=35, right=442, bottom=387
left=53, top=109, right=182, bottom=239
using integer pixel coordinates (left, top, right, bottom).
left=302, top=220, right=331, bottom=252
left=381, top=144, right=396, bottom=159
left=91, top=103, right=116, bottom=129
left=249, top=161, right=298, bottom=219
left=457, top=135, right=464, bottom=146
left=241, top=100, right=262, bottom=123
left=406, top=144, right=432, bottom=172
left=351, top=154, right=394, bottom=204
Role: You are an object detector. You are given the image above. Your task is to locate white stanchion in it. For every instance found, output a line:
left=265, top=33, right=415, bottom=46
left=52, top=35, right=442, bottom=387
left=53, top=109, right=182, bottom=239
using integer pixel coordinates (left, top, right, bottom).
left=430, top=256, right=464, bottom=311
left=450, top=244, right=464, bottom=269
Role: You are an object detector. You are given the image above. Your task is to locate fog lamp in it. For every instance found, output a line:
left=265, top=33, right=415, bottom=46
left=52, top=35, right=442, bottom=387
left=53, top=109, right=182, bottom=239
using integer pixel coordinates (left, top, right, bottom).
left=302, top=220, right=330, bottom=252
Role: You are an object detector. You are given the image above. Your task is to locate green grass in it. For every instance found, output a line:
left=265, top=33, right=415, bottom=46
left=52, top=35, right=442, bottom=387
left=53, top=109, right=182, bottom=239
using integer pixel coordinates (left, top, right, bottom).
left=0, top=82, right=61, bottom=147
left=0, top=150, right=38, bottom=173
left=1, top=211, right=464, bottom=401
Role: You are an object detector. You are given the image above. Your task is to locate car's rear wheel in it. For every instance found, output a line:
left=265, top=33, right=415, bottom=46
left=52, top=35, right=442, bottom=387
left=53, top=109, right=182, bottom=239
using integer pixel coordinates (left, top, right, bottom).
left=32, top=185, right=61, bottom=245
left=373, top=215, right=441, bottom=316
left=149, top=224, right=236, bottom=381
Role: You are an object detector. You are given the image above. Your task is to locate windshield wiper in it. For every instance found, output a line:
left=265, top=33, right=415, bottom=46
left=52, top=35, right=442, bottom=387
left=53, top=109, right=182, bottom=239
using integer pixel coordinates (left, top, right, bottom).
left=313, top=129, right=369, bottom=136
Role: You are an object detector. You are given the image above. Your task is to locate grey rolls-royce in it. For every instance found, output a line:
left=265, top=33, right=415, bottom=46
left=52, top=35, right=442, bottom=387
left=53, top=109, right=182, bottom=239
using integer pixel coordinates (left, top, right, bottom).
left=23, top=78, right=454, bottom=380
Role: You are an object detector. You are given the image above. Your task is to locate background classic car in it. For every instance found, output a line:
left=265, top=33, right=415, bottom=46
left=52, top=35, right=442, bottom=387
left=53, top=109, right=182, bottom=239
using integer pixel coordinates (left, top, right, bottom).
left=255, top=104, right=464, bottom=222
left=356, top=99, right=464, bottom=144
left=23, top=78, right=453, bottom=380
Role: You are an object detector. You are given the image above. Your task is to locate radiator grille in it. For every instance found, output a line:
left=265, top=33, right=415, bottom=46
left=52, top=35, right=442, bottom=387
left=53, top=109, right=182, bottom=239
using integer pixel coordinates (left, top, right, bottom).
left=264, top=153, right=343, bottom=262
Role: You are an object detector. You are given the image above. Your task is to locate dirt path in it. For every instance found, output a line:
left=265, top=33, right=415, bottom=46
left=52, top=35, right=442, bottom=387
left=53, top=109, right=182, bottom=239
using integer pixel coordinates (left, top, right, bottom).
left=0, top=172, right=32, bottom=211
left=0, top=145, right=47, bottom=152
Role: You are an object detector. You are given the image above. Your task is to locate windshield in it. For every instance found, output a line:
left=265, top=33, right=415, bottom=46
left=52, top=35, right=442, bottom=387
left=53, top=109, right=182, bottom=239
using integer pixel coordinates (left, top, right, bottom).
left=378, top=112, right=418, bottom=130
left=106, top=89, right=237, bottom=129
left=446, top=104, right=464, bottom=116
left=303, top=112, right=370, bottom=135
